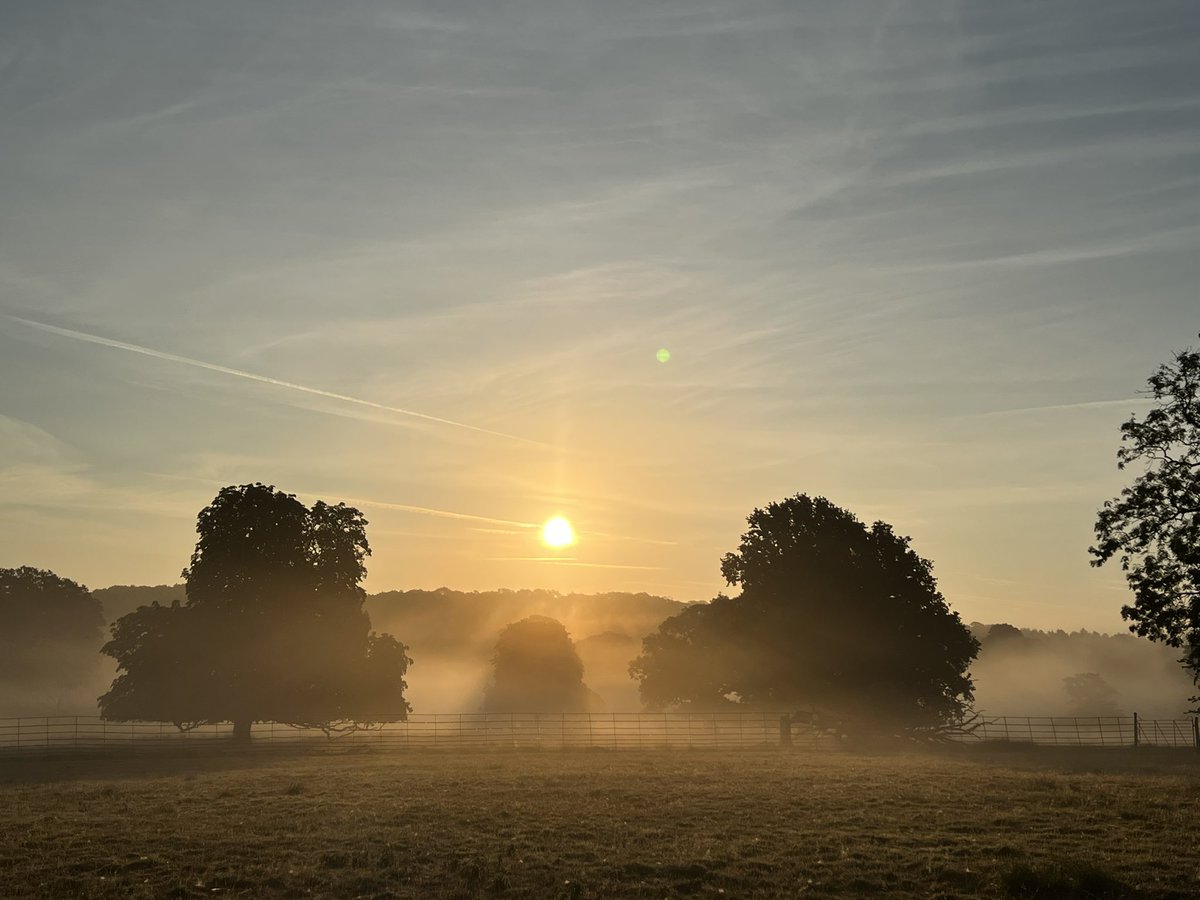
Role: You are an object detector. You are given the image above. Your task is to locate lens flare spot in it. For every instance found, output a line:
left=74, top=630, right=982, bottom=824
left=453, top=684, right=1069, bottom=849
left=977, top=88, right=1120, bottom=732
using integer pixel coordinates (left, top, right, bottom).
left=656, top=348, right=671, bottom=363
left=541, top=516, right=576, bottom=548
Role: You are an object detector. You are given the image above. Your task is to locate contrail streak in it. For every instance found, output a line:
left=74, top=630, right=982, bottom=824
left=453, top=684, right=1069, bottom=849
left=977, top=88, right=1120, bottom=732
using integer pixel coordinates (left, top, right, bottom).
left=332, top=495, right=539, bottom=529
left=545, top=561, right=665, bottom=570
left=582, top=529, right=678, bottom=547
left=973, top=398, right=1154, bottom=418
left=489, top=557, right=664, bottom=570
left=150, top=475, right=541, bottom=530
left=6, top=315, right=545, bottom=446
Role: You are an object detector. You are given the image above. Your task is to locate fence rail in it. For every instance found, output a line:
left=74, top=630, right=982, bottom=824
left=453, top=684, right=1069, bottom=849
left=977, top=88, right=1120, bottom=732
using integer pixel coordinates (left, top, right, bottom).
left=0, top=713, right=1196, bottom=755
left=0, top=712, right=801, bottom=754
left=966, top=715, right=1199, bottom=747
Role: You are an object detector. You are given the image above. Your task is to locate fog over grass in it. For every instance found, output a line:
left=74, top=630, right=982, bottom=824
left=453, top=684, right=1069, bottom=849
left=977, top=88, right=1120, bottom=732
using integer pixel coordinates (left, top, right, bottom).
left=969, top=625, right=1195, bottom=719
left=6, top=585, right=1193, bottom=719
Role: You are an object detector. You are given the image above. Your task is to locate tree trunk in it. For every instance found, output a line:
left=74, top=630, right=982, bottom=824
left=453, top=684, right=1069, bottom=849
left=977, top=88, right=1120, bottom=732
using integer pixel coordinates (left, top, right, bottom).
left=232, top=719, right=252, bottom=743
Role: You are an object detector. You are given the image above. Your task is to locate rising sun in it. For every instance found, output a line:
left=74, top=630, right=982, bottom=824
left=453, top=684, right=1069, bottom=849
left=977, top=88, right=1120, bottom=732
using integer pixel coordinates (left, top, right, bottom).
left=541, top=516, right=576, bottom=548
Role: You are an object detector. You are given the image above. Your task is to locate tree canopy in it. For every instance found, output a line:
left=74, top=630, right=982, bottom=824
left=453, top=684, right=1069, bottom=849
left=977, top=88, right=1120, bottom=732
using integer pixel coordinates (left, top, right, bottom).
left=630, top=495, right=979, bottom=732
left=0, top=566, right=104, bottom=687
left=1062, top=672, right=1121, bottom=717
left=983, top=623, right=1024, bottom=646
left=483, top=615, right=596, bottom=713
left=1090, top=342, right=1200, bottom=702
left=99, top=484, right=411, bottom=735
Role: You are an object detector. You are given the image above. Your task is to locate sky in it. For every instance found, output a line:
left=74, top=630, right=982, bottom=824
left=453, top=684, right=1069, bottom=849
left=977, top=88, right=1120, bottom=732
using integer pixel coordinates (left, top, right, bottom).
left=1, top=0, right=1198, bottom=632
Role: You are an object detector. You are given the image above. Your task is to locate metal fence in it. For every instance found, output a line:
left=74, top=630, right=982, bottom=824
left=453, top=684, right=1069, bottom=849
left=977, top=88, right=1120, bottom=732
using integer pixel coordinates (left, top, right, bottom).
left=0, top=712, right=1196, bottom=755
left=967, top=714, right=1199, bottom=748
left=0, top=712, right=804, bottom=754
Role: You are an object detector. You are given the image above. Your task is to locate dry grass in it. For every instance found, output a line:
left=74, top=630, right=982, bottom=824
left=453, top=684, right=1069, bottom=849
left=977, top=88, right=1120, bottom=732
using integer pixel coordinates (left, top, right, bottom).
left=1, top=744, right=1198, bottom=898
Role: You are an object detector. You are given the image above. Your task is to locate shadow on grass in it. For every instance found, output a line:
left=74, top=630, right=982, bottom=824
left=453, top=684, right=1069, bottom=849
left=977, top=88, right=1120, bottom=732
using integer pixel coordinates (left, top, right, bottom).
left=945, top=743, right=1200, bottom=776
left=1002, top=861, right=1134, bottom=898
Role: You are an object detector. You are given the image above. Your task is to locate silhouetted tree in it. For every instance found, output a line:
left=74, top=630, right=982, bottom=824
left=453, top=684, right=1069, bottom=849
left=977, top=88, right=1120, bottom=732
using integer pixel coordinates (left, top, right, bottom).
left=483, top=616, right=595, bottom=713
left=1091, top=341, right=1200, bottom=706
left=1062, top=672, right=1121, bottom=716
left=99, top=484, right=411, bottom=737
left=630, top=495, right=979, bottom=733
left=0, top=567, right=104, bottom=688
left=985, top=623, right=1024, bottom=645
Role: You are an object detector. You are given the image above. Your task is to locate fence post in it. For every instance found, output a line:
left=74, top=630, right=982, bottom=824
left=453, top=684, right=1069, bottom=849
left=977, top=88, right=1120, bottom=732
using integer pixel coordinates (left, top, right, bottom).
left=1132, top=712, right=1139, bottom=749
left=1193, top=717, right=1199, bottom=752
left=779, top=714, right=792, bottom=747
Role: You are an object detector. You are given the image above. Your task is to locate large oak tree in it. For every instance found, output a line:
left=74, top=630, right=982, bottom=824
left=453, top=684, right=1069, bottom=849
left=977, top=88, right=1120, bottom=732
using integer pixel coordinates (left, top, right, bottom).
left=99, top=484, right=411, bottom=737
left=630, top=495, right=979, bottom=733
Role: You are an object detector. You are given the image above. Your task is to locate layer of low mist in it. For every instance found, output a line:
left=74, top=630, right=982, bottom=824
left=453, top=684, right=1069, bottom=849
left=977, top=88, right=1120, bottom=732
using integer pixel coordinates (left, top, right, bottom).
left=0, top=647, right=115, bottom=718
left=0, top=570, right=113, bottom=716
left=4, top=585, right=1197, bottom=719
left=969, top=623, right=1195, bottom=719
left=366, top=589, right=685, bottom=712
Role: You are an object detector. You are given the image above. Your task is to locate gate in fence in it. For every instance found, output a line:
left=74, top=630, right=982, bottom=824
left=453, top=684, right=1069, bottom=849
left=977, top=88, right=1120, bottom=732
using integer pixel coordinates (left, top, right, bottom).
left=967, top=714, right=1200, bottom=748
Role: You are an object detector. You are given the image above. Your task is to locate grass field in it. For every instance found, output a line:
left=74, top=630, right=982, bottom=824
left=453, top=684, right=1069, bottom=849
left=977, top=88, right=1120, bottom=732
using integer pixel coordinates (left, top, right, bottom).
left=1, top=745, right=1198, bottom=898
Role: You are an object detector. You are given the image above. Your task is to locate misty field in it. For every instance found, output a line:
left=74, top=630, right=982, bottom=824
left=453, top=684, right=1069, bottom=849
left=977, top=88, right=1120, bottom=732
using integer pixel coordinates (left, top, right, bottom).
left=2, top=747, right=1198, bottom=899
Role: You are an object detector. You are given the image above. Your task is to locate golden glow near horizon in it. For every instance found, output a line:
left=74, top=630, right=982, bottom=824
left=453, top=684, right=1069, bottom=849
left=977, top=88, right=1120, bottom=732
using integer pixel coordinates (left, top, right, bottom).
left=541, top=516, right=576, bottom=549
left=3, top=0, right=1186, bottom=637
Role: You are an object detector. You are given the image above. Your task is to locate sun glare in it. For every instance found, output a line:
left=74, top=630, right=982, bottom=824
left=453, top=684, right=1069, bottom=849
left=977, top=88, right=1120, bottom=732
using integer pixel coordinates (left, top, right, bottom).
left=541, top=516, right=576, bottom=549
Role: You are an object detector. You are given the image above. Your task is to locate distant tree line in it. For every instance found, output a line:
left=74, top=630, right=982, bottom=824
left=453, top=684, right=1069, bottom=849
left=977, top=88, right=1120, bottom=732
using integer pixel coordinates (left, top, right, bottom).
left=0, top=567, right=105, bottom=700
